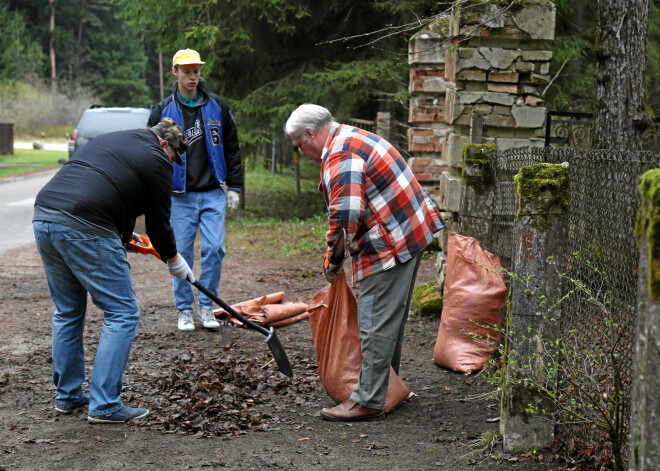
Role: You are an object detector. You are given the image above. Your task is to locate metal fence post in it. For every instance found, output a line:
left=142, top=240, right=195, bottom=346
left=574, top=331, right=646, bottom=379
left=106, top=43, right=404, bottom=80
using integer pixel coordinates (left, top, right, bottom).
left=501, top=163, right=569, bottom=452
left=630, top=170, right=660, bottom=471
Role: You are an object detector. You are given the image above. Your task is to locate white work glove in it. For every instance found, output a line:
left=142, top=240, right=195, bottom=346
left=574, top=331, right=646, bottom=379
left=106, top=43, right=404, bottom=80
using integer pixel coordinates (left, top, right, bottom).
left=131, top=232, right=143, bottom=245
left=168, top=254, right=195, bottom=283
left=227, top=190, right=240, bottom=214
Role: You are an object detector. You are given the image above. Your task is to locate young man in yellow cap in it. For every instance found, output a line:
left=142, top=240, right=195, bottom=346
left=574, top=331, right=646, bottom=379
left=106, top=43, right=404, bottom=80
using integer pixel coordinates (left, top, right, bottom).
left=148, top=49, right=243, bottom=332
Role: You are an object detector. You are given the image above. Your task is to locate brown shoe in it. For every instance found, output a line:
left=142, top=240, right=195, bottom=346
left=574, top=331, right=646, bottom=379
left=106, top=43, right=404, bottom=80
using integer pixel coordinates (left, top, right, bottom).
left=320, top=400, right=384, bottom=422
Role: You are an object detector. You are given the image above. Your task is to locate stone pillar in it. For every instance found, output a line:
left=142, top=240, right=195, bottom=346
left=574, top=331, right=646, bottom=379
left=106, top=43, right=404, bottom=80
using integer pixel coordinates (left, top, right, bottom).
left=408, top=21, right=455, bottom=288
left=459, top=139, right=497, bottom=248
left=501, top=163, right=568, bottom=452
left=442, top=0, right=556, bottom=217
left=408, top=2, right=556, bottom=286
left=629, top=169, right=660, bottom=471
left=408, top=22, right=454, bottom=203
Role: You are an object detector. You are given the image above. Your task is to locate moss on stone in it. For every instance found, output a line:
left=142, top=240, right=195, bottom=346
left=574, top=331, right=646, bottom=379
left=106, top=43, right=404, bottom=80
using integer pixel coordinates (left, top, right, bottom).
left=412, top=281, right=443, bottom=317
left=636, top=169, right=660, bottom=300
left=462, top=143, right=497, bottom=194
left=514, top=163, right=568, bottom=230
left=409, top=16, right=450, bottom=42
left=463, top=142, right=497, bottom=162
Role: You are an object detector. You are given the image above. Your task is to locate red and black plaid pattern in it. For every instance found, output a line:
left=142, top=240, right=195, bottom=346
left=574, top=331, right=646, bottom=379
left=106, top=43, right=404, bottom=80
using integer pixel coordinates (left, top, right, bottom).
left=320, top=123, right=446, bottom=283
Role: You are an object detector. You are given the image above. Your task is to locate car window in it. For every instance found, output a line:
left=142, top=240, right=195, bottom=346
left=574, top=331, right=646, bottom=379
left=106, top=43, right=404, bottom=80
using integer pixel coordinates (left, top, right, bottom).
left=78, top=111, right=150, bottom=139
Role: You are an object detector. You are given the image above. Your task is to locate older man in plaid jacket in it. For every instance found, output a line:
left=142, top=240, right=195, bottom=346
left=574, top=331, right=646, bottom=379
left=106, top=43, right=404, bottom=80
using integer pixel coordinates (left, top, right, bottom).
left=285, top=104, right=446, bottom=421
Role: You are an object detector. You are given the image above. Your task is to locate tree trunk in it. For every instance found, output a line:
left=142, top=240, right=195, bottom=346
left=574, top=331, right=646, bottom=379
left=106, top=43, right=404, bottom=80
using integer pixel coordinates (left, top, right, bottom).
left=593, top=0, right=650, bottom=150
left=77, top=0, right=86, bottom=67
left=49, top=0, right=56, bottom=82
left=159, top=52, right=164, bottom=101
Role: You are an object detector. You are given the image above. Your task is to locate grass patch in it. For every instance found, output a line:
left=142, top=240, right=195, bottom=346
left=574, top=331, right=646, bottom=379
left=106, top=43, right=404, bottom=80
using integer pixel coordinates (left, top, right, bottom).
left=0, top=148, right=65, bottom=178
left=227, top=214, right=327, bottom=260
left=34, top=125, right=75, bottom=139
left=227, top=161, right=328, bottom=260
left=240, top=161, right=325, bottom=220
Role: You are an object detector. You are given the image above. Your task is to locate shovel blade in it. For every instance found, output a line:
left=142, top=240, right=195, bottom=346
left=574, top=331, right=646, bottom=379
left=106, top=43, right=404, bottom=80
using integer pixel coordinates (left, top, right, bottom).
left=265, top=327, right=293, bottom=377
left=190, top=281, right=294, bottom=377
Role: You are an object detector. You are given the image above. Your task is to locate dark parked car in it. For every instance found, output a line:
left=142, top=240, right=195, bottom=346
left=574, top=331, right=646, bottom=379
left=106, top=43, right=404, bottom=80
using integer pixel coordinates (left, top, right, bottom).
left=68, top=106, right=151, bottom=158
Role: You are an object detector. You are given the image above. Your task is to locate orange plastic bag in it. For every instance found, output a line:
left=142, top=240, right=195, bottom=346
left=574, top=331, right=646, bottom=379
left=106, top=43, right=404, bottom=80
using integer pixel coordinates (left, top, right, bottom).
left=433, top=233, right=506, bottom=374
left=308, top=271, right=413, bottom=413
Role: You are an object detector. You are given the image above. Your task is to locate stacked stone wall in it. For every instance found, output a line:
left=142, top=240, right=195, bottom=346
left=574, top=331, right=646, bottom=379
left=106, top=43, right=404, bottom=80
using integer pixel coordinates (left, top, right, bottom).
left=408, top=1, right=556, bottom=266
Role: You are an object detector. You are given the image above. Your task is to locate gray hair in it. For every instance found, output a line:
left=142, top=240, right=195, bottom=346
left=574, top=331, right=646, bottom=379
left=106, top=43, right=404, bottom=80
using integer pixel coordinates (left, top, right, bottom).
left=284, top=104, right=334, bottom=139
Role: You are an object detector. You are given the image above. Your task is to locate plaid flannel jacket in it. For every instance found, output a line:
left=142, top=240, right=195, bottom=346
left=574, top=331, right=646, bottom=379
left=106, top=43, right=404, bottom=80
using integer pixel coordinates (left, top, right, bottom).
left=320, top=122, right=446, bottom=283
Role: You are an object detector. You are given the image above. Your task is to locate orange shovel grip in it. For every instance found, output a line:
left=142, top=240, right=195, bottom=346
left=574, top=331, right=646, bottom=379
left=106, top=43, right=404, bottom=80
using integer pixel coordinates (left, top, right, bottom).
left=128, top=234, right=161, bottom=259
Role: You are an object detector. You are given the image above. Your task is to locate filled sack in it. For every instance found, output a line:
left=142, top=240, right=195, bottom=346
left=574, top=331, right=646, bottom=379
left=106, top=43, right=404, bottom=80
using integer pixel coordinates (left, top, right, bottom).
left=308, top=271, right=413, bottom=412
left=433, top=233, right=506, bottom=374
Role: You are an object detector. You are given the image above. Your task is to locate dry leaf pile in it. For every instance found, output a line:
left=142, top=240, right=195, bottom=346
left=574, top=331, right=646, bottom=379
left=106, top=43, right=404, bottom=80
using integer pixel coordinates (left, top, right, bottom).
left=125, top=334, right=323, bottom=438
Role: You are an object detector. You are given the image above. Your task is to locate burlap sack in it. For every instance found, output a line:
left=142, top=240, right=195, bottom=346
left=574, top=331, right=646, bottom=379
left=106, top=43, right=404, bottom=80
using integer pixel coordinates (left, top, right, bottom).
left=260, top=302, right=308, bottom=325
left=433, top=233, right=506, bottom=374
left=308, top=271, right=413, bottom=412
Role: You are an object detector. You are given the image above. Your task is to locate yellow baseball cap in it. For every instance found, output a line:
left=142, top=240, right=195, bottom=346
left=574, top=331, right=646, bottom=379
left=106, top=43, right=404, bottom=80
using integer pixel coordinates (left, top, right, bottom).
left=172, top=49, right=205, bottom=67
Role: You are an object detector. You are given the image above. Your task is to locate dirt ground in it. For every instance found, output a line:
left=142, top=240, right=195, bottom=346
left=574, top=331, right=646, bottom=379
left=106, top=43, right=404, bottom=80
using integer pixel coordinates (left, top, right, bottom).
left=0, top=177, right=558, bottom=471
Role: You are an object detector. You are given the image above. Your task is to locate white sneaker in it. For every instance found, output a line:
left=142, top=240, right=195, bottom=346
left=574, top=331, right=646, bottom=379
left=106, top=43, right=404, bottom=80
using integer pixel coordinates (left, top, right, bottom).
left=178, top=310, right=195, bottom=331
left=197, top=308, right=220, bottom=330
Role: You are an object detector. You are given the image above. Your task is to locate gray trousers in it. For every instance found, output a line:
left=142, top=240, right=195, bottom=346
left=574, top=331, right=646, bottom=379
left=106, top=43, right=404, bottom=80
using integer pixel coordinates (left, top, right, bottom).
left=350, top=251, right=424, bottom=410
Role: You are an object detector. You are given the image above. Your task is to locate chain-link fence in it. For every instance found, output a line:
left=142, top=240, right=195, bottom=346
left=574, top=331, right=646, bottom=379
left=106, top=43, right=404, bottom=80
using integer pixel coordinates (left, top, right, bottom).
left=482, top=146, right=660, bottom=451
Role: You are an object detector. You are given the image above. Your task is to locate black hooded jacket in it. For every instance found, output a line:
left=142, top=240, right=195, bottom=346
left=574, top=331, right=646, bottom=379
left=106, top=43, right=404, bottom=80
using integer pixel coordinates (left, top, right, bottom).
left=33, top=129, right=178, bottom=260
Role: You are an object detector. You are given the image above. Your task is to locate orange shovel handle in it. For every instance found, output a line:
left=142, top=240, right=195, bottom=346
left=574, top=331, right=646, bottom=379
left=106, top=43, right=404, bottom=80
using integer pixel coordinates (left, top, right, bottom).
left=128, top=234, right=161, bottom=259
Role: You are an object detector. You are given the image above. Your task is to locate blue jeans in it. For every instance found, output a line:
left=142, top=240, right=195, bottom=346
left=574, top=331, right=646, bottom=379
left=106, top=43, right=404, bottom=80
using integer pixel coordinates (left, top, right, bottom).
left=170, top=188, right=227, bottom=311
left=33, top=221, right=140, bottom=416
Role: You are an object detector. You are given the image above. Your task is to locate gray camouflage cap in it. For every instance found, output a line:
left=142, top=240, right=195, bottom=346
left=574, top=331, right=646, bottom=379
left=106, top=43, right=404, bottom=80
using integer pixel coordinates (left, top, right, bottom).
left=150, top=117, right=187, bottom=165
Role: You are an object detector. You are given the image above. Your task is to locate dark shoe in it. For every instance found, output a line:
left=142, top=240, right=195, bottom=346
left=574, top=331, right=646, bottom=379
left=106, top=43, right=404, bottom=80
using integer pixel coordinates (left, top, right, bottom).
left=320, top=400, right=384, bottom=422
left=55, top=395, right=90, bottom=414
left=87, top=405, right=149, bottom=424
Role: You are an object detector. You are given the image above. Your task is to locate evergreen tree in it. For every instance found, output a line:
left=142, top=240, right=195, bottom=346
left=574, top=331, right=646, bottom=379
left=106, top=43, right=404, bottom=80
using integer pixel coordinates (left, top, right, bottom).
left=0, top=3, right=45, bottom=80
left=112, top=0, right=441, bottom=153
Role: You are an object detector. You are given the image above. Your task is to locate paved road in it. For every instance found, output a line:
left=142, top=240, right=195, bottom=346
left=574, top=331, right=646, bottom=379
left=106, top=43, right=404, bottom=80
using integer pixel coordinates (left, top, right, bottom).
left=14, top=141, right=68, bottom=152
left=0, top=168, right=58, bottom=253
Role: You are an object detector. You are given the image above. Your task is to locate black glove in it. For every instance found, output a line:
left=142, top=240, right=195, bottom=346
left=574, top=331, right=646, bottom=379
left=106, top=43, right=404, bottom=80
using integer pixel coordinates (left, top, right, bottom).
left=323, top=251, right=345, bottom=283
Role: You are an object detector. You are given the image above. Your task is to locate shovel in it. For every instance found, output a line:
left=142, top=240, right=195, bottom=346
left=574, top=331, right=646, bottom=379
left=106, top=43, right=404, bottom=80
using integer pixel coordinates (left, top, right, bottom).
left=191, top=280, right=293, bottom=377
left=128, top=234, right=294, bottom=377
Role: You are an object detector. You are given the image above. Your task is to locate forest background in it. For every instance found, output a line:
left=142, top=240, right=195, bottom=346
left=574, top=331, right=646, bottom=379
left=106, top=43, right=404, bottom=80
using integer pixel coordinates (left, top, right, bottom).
left=0, top=0, right=658, bottom=164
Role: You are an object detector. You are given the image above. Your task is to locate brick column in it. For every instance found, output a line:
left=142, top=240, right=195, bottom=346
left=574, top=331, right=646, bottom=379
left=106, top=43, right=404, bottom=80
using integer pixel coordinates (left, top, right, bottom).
left=408, top=23, right=455, bottom=287
left=441, top=1, right=556, bottom=220
left=501, top=163, right=568, bottom=452
left=630, top=170, right=660, bottom=470
left=408, top=2, right=556, bottom=287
